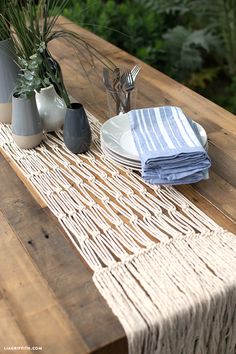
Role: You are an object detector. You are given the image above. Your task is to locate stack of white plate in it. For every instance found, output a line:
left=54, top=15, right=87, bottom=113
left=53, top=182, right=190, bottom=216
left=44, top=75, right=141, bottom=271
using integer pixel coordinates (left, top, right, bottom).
left=100, top=113, right=208, bottom=171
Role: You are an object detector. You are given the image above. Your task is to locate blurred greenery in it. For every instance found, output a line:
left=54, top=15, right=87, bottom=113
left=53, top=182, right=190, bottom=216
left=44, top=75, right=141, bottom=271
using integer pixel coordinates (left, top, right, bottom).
left=0, top=0, right=10, bottom=40
left=63, top=0, right=236, bottom=114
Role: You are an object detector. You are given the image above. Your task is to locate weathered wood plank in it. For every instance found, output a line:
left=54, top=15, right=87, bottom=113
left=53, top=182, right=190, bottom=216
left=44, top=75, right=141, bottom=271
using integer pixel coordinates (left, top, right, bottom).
left=56, top=16, right=122, bottom=56
left=0, top=147, right=46, bottom=209
left=0, top=293, right=29, bottom=352
left=192, top=171, right=236, bottom=224
left=0, top=212, right=87, bottom=354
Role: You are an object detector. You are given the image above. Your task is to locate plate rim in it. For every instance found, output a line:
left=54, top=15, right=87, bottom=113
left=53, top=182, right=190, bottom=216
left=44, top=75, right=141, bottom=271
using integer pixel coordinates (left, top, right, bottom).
left=101, top=143, right=142, bottom=169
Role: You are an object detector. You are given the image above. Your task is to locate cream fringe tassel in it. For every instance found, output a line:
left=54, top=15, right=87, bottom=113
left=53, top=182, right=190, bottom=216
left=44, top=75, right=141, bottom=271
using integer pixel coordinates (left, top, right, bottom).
left=94, top=230, right=236, bottom=354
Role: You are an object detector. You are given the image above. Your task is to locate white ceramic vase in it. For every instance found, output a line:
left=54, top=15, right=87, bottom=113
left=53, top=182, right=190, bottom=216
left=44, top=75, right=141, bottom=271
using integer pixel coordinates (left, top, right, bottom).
left=35, top=84, right=66, bottom=132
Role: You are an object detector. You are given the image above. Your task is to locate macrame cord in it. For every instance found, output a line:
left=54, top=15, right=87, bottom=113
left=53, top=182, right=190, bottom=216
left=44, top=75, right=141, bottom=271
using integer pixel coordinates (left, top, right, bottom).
left=0, top=112, right=236, bottom=354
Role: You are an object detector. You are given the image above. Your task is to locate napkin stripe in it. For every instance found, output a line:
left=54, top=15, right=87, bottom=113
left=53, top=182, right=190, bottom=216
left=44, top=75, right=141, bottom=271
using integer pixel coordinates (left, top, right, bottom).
left=140, top=110, right=157, bottom=150
left=171, top=107, right=195, bottom=147
left=174, top=107, right=201, bottom=147
left=148, top=110, right=165, bottom=150
left=154, top=108, right=175, bottom=149
left=137, top=110, right=154, bottom=151
left=162, top=106, right=190, bottom=148
left=160, top=107, right=182, bottom=148
left=149, top=109, right=166, bottom=150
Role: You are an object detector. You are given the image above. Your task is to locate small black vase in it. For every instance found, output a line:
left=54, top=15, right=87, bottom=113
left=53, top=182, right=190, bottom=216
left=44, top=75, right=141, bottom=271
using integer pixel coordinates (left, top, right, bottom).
left=63, top=103, right=92, bottom=154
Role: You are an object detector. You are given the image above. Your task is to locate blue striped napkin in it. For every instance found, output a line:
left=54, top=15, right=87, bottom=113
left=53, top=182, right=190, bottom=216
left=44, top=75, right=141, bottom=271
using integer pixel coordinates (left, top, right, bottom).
left=129, top=106, right=211, bottom=185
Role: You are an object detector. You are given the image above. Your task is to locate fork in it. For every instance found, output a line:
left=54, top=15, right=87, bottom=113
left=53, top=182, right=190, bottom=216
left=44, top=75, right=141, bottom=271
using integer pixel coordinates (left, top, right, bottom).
left=131, top=65, right=141, bottom=82
left=125, top=70, right=135, bottom=91
left=124, top=70, right=135, bottom=111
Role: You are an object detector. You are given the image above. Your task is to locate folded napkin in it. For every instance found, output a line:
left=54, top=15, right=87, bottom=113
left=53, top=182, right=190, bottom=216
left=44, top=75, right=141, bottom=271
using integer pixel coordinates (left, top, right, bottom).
left=129, top=106, right=211, bottom=185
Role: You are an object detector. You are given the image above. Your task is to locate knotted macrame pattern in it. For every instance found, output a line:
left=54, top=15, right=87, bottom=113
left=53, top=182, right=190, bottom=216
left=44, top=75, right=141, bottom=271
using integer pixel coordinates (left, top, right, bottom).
left=0, top=112, right=235, bottom=354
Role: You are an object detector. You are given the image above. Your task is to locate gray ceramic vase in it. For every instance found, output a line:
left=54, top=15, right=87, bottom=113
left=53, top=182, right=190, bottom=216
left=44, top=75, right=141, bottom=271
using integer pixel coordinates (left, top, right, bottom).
left=12, top=93, right=43, bottom=149
left=0, top=38, right=19, bottom=124
left=63, top=103, right=92, bottom=154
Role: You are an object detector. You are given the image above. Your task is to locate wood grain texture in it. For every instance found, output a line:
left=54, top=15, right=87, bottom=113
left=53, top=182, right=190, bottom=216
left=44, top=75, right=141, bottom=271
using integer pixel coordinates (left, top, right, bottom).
left=0, top=16, right=236, bottom=354
left=0, top=147, right=47, bottom=209
left=0, top=211, right=87, bottom=354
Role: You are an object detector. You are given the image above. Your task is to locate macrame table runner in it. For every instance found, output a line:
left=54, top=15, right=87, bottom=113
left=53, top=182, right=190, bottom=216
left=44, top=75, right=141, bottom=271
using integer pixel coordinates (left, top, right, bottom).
left=0, top=112, right=236, bottom=354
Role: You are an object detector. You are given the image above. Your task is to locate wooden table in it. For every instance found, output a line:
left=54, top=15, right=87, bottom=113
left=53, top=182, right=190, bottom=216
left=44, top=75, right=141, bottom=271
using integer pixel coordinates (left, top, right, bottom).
left=0, top=17, right=236, bottom=354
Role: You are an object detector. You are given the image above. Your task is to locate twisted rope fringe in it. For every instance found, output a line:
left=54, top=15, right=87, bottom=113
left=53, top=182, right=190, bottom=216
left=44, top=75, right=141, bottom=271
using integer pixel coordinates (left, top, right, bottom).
left=94, top=231, right=236, bottom=354
left=0, top=112, right=235, bottom=353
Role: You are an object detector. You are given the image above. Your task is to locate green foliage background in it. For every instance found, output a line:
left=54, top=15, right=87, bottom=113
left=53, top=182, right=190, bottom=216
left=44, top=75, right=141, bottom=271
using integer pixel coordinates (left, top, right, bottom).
left=63, top=0, right=236, bottom=114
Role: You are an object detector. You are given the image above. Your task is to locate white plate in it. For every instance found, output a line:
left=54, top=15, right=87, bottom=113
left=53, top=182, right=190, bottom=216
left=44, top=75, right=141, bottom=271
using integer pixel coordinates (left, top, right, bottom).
left=101, top=143, right=141, bottom=170
left=102, top=148, right=141, bottom=171
left=101, top=112, right=208, bottom=161
left=101, top=140, right=141, bottom=166
left=101, top=113, right=140, bottom=161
